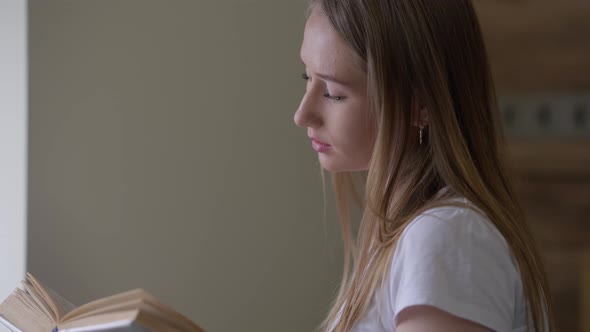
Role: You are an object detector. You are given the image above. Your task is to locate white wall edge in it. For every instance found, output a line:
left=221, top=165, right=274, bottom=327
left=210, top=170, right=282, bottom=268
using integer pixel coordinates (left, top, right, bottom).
left=0, top=0, right=28, bottom=301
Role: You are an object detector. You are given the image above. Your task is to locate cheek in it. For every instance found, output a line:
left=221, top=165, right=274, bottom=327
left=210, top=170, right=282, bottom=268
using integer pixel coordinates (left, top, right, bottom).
left=335, top=103, right=375, bottom=156
left=351, top=119, right=375, bottom=159
left=318, top=104, right=374, bottom=172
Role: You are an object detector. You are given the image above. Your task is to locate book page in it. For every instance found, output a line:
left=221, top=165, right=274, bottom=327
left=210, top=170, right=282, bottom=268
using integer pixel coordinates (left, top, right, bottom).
left=20, top=279, right=55, bottom=322
left=0, top=314, right=23, bottom=332
left=58, top=309, right=138, bottom=331
left=0, top=287, right=55, bottom=332
left=27, top=273, right=75, bottom=320
left=62, top=290, right=146, bottom=322
left=61, top=309, right=198, bottom=332
left=45, top=285, right=77, bottom=318
left=61, top=290, right=204, bottom=332
left=61, top=322, right=150, bottom=332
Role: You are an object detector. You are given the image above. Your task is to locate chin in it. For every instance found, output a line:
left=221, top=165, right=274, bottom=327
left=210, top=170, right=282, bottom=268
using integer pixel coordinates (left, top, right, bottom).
left=320, top=164, right=340, bottom=172
left=318, top=156, right=340, bottom=172
left=318, top=155, right=368, bottom=172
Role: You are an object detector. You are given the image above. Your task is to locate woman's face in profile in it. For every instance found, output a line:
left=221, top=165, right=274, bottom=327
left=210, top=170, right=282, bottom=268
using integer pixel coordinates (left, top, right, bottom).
left=294, top=8, right=375, bottom=172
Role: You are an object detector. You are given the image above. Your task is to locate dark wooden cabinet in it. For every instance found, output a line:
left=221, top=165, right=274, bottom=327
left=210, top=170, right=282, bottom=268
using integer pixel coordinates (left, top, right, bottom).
left=509, top=140, right=590, bottom=332
left=470, top=0, right=590, bottom=329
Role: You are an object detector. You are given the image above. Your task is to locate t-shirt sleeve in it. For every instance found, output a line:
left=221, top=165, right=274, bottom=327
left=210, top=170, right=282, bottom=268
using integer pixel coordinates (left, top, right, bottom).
left=389, top=207, right=519, bottom=332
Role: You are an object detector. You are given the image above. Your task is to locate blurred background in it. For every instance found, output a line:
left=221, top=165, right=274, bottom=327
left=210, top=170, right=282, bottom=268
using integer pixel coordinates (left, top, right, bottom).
left=474, top=1, right=590, bottom=331
left=0, top=0, right=588, bottom=331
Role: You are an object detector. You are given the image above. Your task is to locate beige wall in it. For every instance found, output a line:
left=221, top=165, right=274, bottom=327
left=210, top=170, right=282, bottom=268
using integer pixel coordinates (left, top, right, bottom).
left=28, top=1, right=343, bottom=331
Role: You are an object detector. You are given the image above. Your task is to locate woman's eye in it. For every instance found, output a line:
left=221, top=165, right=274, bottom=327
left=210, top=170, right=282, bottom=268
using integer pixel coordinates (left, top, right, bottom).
left=323, top=93, right=345, bottom=102
left=301, top=73, right=345, bottom=102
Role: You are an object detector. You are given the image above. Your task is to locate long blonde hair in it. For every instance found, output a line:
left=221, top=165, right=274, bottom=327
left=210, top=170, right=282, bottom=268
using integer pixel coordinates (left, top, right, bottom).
left=310, top=0, right=555, bottom=331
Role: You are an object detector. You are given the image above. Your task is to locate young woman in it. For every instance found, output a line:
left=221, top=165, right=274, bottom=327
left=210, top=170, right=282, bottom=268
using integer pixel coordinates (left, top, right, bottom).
left=294, top=1, right=554, bottom=331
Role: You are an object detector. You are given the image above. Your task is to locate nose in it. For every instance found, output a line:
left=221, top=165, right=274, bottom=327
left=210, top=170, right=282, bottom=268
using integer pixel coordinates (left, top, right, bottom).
left=294, top=91, right=322, bottom=129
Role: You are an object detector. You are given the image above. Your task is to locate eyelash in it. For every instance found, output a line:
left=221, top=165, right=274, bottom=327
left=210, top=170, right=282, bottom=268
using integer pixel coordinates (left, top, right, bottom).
left=301, top=73, right=345, bottom=102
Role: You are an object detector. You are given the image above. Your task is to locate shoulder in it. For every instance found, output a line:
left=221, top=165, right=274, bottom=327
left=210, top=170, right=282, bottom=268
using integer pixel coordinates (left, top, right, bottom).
left=388, top=199, right=521, bottom=332
left=394, top=200, right=518, bottom=284
left=400, top=202, right=509, bottom=253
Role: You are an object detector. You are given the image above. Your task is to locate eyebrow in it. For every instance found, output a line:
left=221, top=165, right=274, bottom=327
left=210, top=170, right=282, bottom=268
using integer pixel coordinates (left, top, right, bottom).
left=300, top=57, right=352, bottom=86
left=316, top=73, right=351, bottom=86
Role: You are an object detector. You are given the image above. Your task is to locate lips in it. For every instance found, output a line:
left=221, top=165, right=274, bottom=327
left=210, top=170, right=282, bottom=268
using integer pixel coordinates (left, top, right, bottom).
left=310, top=138, right=332, bottom=153
left=311, top=138, right=330, bottom=146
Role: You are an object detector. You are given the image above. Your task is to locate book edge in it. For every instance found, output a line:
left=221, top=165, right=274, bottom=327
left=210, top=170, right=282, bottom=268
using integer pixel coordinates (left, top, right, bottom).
left=59, top=319, right=134, bottom=332
left=0, top=314, right=23, bottom=332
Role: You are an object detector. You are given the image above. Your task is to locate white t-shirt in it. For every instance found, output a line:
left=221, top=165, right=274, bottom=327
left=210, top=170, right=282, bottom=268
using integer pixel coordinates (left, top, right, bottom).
left=349, top=197, right=528, bottom=332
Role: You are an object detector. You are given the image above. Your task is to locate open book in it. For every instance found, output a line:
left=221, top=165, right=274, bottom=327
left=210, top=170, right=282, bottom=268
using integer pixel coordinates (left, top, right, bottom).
left=0, top=273, right=205, bottom=332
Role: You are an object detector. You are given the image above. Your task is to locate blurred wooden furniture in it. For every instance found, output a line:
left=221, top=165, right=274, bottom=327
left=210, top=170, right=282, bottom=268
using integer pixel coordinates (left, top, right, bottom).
left=473, top=0, right=590, bottom=93
left=472, top=1, right=590, bottom=328
left=508, top=140, right=590, bottom=332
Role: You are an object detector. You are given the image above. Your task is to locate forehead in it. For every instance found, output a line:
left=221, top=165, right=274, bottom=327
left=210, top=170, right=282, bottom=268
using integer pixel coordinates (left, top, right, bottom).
left=300, top=10, right=363, bottom=77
